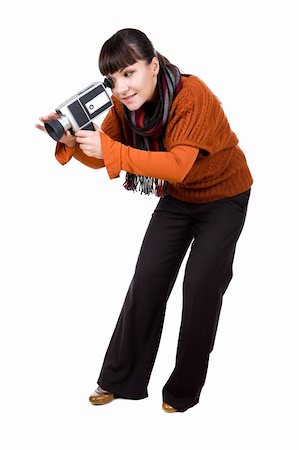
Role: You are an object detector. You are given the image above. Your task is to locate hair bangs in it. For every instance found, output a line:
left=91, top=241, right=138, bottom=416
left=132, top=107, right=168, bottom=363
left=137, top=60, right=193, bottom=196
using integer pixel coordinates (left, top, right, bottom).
left=99, top=36, right=141, bottom=76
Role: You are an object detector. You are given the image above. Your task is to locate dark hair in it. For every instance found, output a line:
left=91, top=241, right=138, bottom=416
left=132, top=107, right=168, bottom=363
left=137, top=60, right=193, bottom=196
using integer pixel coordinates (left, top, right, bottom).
left=98, top=28, right=173, bottom=76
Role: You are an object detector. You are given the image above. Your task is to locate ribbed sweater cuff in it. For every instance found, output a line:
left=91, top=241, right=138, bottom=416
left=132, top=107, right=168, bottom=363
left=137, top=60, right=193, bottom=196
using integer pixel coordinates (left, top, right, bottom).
left=55, top=142, right=75, bottom=165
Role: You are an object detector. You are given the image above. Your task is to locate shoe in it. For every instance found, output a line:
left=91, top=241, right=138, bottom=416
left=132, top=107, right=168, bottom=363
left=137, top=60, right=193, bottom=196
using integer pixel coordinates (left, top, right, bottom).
left=162, top=402, right=178, bottom=413
left=89, top=386, right=114, bottom=405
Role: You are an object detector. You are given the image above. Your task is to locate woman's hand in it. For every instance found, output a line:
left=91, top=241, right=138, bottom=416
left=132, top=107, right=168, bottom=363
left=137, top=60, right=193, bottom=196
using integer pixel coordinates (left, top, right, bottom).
left=35, top=113, right=77, bottom=148
left=75, top=124, right=103, bottom=159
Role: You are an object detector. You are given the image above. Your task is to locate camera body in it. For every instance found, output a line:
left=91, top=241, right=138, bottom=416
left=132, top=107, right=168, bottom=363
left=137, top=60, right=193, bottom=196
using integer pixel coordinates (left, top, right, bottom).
left=44, top=80, right=112, bottom=141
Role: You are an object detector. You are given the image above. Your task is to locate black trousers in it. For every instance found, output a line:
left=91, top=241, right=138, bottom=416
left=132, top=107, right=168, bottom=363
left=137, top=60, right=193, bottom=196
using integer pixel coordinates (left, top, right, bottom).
left=97, top=189, right=251, bottom=412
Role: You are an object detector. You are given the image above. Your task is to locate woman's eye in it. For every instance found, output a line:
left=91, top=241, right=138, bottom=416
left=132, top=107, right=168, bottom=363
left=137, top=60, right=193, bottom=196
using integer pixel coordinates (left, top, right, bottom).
left=124, top=71, right=133, bottom=78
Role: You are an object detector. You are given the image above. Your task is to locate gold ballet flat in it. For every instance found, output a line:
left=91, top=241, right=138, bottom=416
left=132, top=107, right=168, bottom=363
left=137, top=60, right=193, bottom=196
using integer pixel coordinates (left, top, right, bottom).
left=162, top=402, right=178, bottom=413
left=89, top=387, right=114, bottom=405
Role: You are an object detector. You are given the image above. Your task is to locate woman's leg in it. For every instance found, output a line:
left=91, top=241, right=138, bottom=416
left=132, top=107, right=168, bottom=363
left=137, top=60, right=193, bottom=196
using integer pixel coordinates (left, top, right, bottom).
left=97, top=196, right=194, bottom=399
left=162, top=190, right=251, bottom=411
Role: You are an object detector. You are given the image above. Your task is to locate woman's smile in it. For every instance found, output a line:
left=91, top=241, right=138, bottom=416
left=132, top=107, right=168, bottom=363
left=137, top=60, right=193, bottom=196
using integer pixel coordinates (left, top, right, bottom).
left=121, top=93, right=137, bottom=103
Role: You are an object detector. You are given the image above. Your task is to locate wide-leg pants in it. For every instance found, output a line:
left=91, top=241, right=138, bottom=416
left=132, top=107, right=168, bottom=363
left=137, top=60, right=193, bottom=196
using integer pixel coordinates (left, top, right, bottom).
left=97, top=189, right=251, bottom=412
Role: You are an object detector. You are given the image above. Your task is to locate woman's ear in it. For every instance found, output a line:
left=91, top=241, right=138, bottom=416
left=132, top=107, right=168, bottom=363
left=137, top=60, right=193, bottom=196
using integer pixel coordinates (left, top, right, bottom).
left=151, top=56, right=160, bottom=76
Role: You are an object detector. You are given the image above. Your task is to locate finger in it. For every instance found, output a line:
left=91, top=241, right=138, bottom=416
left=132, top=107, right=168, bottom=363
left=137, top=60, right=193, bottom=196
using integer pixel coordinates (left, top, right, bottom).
left=75, top=137, right=87, bottom=144
left=79, top=144, right=90, bottom=151
left=35, top=124, right=46, bottom=132
left=39, top=112, right=59, bottom=122
left=79, top=145, right=94, bottom=156
left=75, top=130, right=93, bottom=137
left=81, top=149, right=91, bottom=156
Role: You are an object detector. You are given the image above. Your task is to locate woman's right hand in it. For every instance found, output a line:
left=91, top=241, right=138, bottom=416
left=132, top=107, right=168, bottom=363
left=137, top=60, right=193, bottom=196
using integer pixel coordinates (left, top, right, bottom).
left=35, top=112, right=77, bottom=148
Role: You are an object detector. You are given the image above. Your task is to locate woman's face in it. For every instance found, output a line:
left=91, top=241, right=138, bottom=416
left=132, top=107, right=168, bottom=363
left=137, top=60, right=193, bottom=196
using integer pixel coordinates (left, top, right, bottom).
left=107, top=57, right=159, bottom=111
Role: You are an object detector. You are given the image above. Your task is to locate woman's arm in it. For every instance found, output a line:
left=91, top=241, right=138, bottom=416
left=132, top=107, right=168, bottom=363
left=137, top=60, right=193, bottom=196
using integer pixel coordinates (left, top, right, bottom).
left=100, top=132, right=199, bottom=183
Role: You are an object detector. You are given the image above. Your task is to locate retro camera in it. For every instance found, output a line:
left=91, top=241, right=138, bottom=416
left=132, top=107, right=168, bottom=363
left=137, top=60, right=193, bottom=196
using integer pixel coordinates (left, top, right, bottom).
left=44, top=79, right=112, bottom=141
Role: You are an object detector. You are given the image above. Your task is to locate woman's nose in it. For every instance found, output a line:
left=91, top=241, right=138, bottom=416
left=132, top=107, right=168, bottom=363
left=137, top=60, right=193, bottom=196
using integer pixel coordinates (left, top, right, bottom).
left=114, top=78, right=129, bottom=96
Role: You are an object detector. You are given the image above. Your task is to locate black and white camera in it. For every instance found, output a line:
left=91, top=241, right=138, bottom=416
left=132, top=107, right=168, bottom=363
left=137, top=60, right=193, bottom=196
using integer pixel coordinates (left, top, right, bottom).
left=44, top=79, right=112, bottom=141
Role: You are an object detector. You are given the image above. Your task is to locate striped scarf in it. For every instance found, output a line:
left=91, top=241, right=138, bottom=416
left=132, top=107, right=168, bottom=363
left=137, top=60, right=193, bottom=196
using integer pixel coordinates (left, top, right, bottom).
left=122, top=60, right=182, bottom=197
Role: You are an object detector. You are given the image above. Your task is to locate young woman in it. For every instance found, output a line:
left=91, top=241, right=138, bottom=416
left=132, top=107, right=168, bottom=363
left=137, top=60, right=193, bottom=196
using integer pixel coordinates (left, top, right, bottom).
left=36, top=28, right=253, bottom=413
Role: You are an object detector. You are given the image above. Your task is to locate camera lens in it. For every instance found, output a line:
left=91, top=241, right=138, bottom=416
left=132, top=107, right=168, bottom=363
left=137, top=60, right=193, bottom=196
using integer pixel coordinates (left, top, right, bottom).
left=44, top=119, right=66, bottom=141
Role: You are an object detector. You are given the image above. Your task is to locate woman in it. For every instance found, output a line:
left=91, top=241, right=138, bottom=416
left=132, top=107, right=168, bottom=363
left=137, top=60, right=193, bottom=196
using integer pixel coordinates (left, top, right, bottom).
left=36, top=28, right=253, bottom=413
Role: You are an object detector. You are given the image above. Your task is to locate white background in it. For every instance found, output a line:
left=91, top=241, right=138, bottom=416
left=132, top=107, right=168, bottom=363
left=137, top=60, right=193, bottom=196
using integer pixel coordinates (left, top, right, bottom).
left=1, top=0, right=298, bottom=449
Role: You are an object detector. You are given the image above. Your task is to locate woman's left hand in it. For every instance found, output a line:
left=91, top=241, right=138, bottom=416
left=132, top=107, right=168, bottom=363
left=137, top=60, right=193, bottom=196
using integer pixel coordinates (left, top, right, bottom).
left=75, top=123, right=103, bottom=159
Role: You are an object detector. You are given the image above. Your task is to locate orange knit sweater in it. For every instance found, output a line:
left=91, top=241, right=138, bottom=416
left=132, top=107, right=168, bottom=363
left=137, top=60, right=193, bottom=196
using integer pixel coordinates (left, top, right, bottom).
left=55, top=75, right=253, bottom=203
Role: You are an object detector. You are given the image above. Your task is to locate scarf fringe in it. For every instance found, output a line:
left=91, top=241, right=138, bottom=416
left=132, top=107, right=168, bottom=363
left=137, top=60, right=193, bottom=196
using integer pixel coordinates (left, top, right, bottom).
left=123, top=174, right=168, bottom=197
left=122, top=61, right=181, bottom=198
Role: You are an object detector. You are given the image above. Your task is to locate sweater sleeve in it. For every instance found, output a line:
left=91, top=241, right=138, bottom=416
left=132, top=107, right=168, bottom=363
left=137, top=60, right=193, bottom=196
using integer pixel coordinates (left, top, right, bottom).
left=100, top=131, right=199, bottom=183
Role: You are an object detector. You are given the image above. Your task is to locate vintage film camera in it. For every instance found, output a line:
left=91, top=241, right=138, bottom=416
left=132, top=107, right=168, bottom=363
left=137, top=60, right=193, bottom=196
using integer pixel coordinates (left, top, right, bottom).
left=44, top=79, right=112, bottom=141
